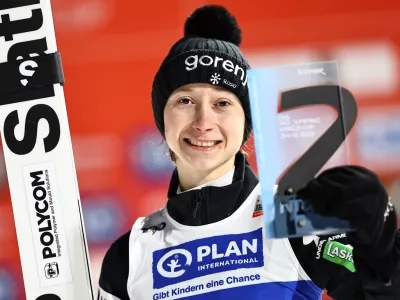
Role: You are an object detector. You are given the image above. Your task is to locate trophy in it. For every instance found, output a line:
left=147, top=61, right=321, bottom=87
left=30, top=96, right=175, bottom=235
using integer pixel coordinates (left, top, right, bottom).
left=248, top=61, right=358, bottom=239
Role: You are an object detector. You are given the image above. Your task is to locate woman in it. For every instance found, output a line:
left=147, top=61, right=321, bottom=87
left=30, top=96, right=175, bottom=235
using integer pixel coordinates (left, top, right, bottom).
left=98, top=5, right=400, bottom=300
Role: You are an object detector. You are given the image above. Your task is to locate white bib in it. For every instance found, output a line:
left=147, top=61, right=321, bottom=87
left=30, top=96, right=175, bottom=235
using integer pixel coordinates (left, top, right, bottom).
left=127, top=184, right=323, bottom=300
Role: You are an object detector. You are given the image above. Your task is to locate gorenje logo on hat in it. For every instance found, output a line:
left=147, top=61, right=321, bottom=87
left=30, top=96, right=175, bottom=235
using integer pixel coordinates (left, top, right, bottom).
left=184, top=55, right=248, bottom=87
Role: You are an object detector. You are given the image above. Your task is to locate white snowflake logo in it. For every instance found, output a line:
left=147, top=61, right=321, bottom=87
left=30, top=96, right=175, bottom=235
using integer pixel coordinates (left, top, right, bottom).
left=210, top=73, right=221, bottom=85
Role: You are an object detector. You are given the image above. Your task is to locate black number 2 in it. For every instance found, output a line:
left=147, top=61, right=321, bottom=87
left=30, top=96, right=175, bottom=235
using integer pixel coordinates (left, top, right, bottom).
left=276, top=85, right=358, bottom=196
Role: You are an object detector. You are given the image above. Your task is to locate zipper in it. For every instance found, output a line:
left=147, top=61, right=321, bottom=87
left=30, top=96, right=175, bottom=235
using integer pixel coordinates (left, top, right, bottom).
left=192, top=195, right=202, bottom=225
left=192, top=201, right=201, bottom=218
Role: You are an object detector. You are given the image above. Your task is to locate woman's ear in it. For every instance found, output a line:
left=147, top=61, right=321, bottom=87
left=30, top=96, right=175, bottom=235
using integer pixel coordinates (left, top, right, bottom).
left=169, top=148, right=176, bottom=163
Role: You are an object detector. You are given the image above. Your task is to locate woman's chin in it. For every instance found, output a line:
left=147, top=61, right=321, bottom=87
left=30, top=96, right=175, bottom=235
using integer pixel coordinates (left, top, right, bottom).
left=178, top=154, right=232, bottom=174
left=186, top=158, right=219, bottom=172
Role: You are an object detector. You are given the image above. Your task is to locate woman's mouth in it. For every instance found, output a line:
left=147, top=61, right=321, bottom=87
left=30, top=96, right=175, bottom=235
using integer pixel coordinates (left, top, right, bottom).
left=184, top=138, right=222, bottom=150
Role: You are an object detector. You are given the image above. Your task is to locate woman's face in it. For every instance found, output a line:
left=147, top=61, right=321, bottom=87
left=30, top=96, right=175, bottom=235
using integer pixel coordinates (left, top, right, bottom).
left=164, top=83, right=245, bottom=174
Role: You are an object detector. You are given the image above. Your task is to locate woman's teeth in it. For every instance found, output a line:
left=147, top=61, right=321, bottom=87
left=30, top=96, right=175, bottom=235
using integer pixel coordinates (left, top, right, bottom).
left=187, top=139, right=219, bottom=147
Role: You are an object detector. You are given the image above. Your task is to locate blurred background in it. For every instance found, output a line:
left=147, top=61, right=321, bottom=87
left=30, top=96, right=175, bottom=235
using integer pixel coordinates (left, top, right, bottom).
left=1, top=0, right=400, bottom=299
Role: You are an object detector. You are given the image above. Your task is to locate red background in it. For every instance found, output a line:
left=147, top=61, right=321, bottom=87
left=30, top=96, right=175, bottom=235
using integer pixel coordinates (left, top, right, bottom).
left=1, top=0, right=400, bottom=299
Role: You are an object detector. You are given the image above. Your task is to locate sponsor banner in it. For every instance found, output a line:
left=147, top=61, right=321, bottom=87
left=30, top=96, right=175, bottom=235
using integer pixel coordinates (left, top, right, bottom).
left=128, top=128, right=175, bottom=183
left=82, top=195, right=125, bottom=245
left=355, top=107, right=400, bottom=173
left=22, top=162, right=72, bottom=287
left=0, top=268, right=18, bottom=300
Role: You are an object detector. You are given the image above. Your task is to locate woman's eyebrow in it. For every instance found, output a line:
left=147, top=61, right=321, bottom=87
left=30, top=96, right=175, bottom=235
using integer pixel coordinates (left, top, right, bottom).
left=174, top=86, right=195, bottom=93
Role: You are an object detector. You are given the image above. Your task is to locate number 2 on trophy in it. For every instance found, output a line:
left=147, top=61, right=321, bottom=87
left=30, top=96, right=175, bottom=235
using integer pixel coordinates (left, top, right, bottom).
left=276, top=85, right=358, bottom=196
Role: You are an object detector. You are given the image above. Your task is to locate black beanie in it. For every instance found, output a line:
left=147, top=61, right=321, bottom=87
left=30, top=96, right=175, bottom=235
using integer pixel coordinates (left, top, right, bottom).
left=151, top=5, right=252, bottom=144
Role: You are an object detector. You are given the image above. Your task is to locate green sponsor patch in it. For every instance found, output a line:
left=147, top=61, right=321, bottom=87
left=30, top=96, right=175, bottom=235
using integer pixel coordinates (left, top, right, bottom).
left=323, top=241, right=355, bottom=272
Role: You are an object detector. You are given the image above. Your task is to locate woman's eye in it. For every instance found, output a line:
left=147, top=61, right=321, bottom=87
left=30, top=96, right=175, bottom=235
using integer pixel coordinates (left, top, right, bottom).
left=217, top=101, right=230, bottom=107
left=179, top=98, right=192, bottom=104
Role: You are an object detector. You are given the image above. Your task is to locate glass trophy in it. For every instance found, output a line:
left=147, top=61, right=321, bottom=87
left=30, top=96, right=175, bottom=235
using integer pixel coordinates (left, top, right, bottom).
left=248, top=61, right=358, bottom=239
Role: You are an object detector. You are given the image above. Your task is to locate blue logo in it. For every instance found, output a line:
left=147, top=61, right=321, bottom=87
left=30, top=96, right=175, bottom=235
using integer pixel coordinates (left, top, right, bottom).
left=0, top=269, right=17, bottom=300
left=358, top=115, right=400, bottom=157
left=81, top=195, right=125, bottom=245
left=129, top=128, right=175, bottom=181
left=152, top=228, right=264, bottom=289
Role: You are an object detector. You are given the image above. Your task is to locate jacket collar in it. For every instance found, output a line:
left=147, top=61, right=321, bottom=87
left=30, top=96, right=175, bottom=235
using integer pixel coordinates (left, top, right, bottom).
left=166, top=152, right=259, bottom=226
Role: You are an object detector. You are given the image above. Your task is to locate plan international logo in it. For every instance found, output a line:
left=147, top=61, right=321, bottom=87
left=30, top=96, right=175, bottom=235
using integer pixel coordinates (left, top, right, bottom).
left=152, top=228, right=264, bottom=289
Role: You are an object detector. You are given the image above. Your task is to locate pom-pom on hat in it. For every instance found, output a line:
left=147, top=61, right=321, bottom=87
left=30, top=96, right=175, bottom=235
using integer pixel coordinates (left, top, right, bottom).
left=151, top=5, right=252, bottom=144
